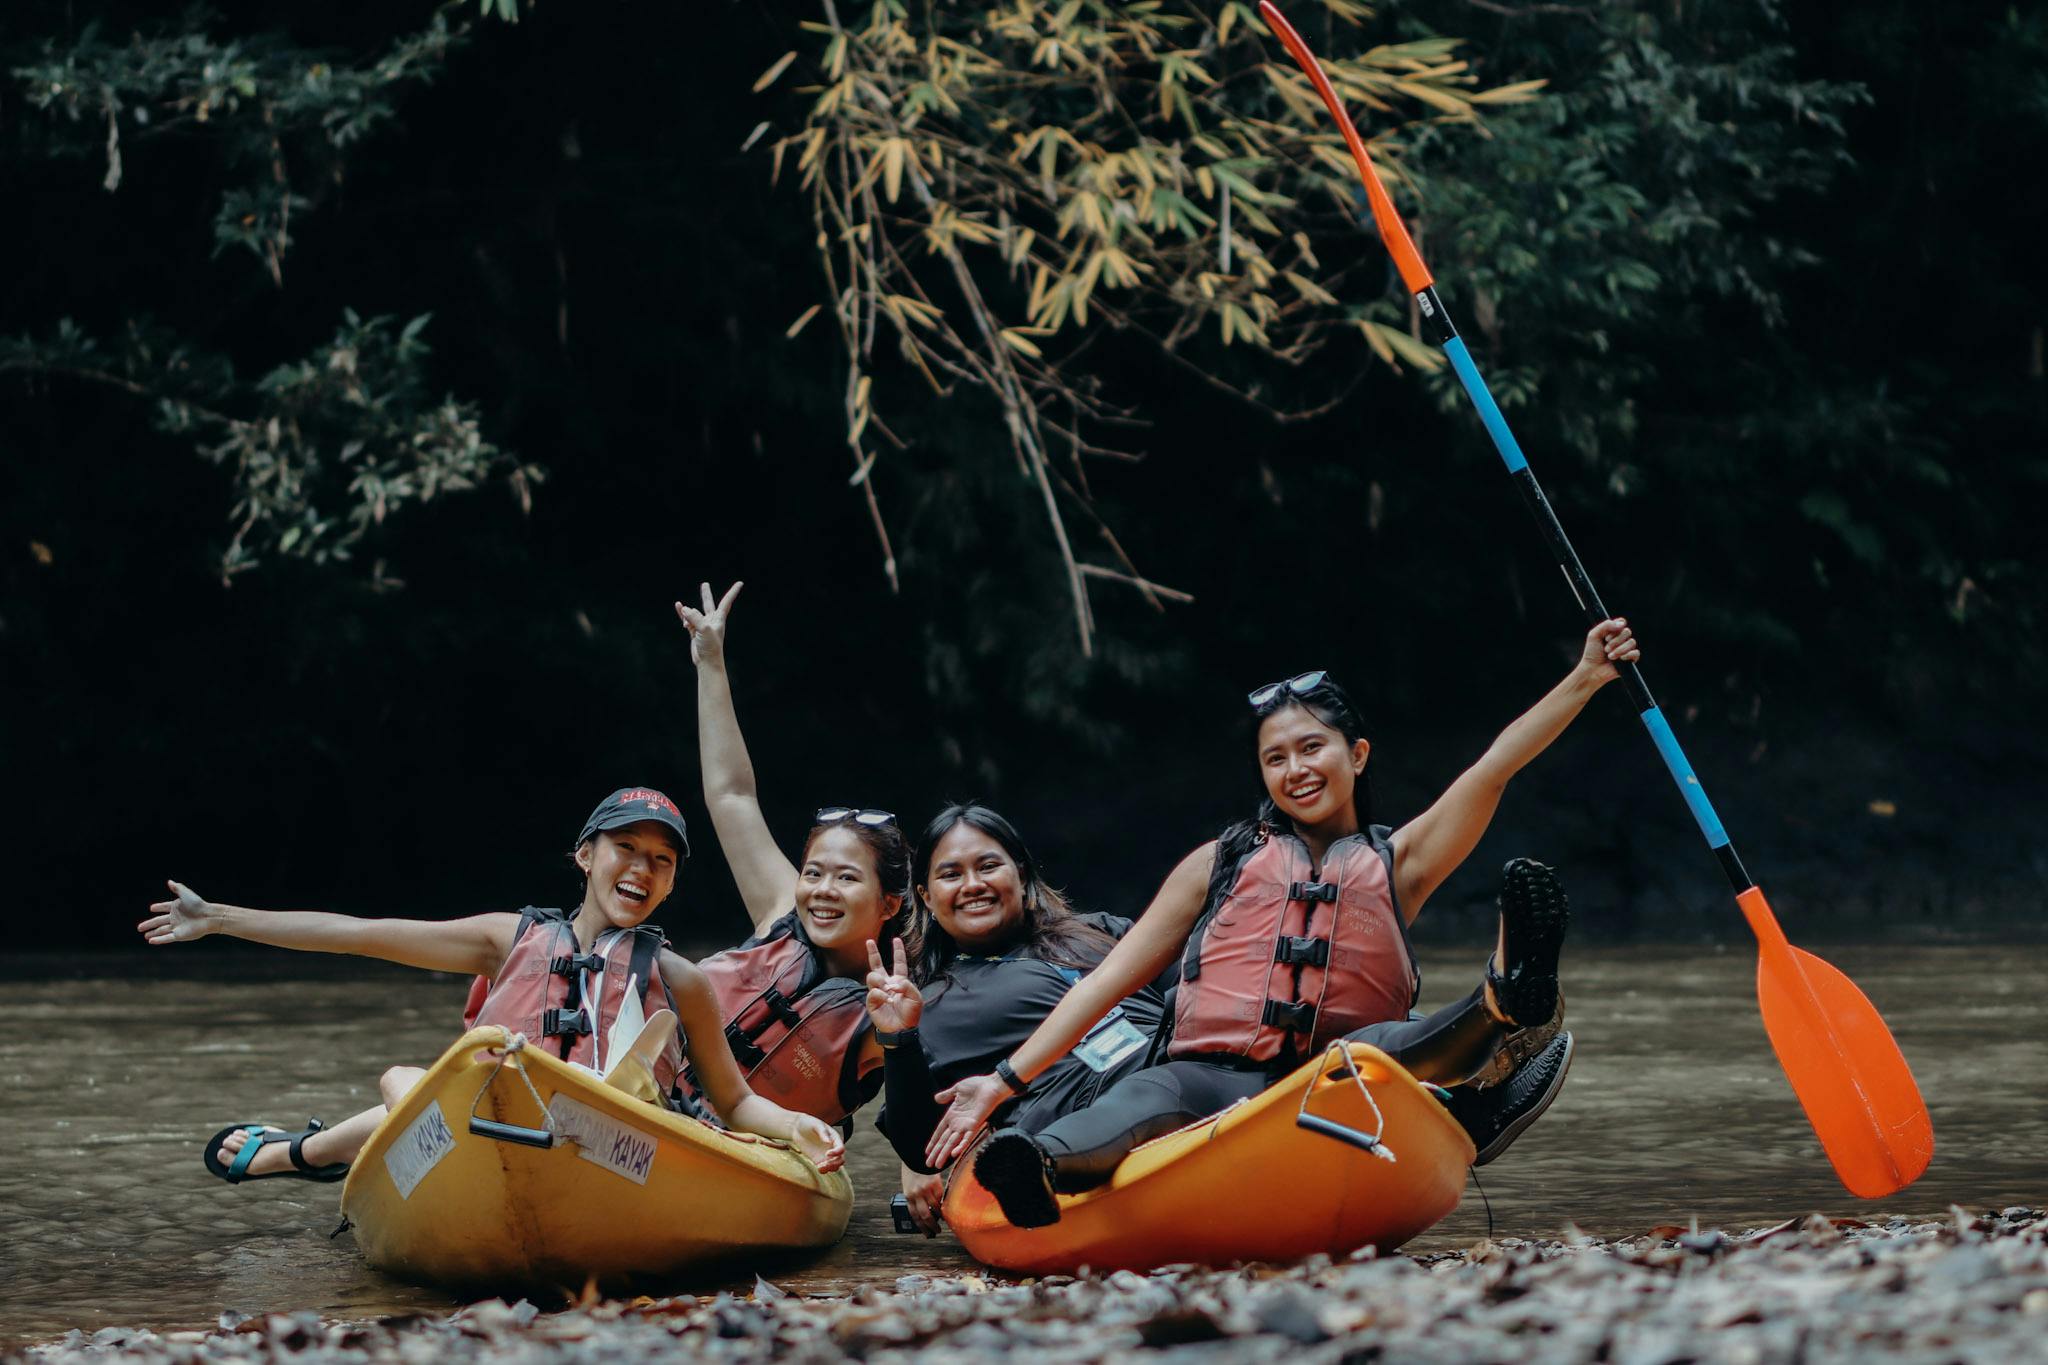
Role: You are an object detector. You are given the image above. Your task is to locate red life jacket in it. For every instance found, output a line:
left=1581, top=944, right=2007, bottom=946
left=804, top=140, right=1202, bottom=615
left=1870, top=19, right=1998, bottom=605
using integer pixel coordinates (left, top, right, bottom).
left=679, top=921, right=875, bottom=1125
left=1169, top=827, right=1418, bottom=1064
left=461, top=908, right=685, bottom=1099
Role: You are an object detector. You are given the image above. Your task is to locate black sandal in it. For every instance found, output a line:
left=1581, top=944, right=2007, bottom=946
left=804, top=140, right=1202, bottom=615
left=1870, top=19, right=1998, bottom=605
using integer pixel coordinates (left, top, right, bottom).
left=973, top=1130, right=1062, bottom=1229
left=1486, top=858, right=1570, bottom=1028
left=202, top=1119, right=351, bottom=1185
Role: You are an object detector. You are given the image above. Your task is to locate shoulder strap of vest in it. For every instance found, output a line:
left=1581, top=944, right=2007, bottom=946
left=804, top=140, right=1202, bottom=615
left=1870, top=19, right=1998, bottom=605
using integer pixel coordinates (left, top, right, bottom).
left=1181, top=833, right=1269, bottom=983
left=1366, top=824, right=1422, bottom=1007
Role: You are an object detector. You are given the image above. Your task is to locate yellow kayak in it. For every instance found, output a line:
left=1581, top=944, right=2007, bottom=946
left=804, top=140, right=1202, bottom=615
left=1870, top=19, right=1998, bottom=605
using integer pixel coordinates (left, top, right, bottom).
left=341, top=1026, right=852, bottom=1291
left=944, top=1043, right=1473, bottom=1275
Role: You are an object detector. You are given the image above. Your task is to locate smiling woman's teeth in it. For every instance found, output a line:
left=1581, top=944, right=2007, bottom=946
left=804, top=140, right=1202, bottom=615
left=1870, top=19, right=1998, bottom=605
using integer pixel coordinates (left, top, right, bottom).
left=617, top=881, right=647, bottom=903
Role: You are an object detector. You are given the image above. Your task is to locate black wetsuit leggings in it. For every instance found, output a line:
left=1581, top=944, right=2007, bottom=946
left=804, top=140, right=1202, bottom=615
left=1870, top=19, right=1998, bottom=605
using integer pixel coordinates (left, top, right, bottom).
left=1029, top=984, right=1504, bottom=1192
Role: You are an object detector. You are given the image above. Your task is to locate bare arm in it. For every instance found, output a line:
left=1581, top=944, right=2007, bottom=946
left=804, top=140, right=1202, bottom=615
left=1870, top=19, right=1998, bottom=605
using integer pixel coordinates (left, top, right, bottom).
left=676, top=582, right=798, bottom=933
left=1391, top=618, right=1639, bottom=918
left=923, top=843, right=1215, bottom=1167
left=138, top=881, right=513, bottom=977
left=661, top=953, right=845, bottom=1172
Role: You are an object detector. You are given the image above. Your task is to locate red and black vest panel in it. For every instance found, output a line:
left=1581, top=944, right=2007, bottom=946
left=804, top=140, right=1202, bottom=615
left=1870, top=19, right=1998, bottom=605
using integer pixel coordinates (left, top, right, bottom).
left=680, top=922, right=875, bottom=1125
left=461, top=908, right=684, bottom=1097
left=1169, top=828, right=1418, bottom=1064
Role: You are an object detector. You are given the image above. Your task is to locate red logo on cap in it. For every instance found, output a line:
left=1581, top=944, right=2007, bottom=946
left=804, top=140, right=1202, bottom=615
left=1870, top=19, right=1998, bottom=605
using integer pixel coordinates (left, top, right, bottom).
left=620, top=789, right=680, bottom=817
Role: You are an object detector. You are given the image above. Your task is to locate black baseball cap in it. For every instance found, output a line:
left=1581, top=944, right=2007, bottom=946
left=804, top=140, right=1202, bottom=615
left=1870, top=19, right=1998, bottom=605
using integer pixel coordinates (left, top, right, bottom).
left=577, top=787, right=690, bottom=859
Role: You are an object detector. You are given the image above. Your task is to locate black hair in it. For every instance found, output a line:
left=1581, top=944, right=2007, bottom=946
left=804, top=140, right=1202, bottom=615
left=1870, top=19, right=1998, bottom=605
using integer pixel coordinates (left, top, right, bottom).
left=1208, top=675, right=1375, bottom=910
left=799, top=816, right=914, bottom=946
left=903, top=803, right=1114, bottom=984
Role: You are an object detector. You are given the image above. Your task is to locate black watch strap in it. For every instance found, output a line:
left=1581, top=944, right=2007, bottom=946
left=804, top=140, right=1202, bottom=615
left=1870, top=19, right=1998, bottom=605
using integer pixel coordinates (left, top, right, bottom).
left=994, top=1058, right=1030, bottom=1095
left=874, top=1025, right=919, bottom=1051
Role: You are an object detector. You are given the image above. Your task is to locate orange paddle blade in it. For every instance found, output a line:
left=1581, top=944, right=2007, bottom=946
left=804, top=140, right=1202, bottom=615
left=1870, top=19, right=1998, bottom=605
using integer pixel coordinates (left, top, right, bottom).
left=1256, top=0, right=1433, bottom=295
left=1740, top=889, right=1934, bottom=1198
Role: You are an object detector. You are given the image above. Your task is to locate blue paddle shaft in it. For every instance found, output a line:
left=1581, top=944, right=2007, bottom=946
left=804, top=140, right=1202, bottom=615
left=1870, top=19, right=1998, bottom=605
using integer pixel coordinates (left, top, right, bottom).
left=1428, top=296, right=1745, bottom=882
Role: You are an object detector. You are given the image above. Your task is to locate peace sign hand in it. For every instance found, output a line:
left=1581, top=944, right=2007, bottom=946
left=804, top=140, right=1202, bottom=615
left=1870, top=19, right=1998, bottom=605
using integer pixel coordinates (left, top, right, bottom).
left=674, top=581, right=743, bottom=668
left=865, top=938, right=923, bottom=1035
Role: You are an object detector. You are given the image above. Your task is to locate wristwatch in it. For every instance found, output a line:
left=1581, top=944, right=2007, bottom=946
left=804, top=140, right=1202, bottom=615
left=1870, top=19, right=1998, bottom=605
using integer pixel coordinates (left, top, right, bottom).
left=994, top=1057, right=1030, bottom=1095
left=874, top=1025, right=919, bottom=1051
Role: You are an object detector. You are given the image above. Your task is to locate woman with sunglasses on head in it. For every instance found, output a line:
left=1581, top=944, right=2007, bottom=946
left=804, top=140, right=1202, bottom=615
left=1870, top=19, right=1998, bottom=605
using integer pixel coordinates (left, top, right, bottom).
left=858, top=804, right=1176, bottom=1232
left=926, top=618, right=1640, bottom=1228
left=674, top=582, right=910, bottom=1130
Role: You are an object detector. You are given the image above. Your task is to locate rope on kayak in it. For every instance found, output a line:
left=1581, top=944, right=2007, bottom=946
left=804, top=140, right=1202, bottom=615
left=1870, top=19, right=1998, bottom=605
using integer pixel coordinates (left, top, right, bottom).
left=1295, top=1042, right=1398, bottom=1163
left=470, top=1031, right=559, bottom=1141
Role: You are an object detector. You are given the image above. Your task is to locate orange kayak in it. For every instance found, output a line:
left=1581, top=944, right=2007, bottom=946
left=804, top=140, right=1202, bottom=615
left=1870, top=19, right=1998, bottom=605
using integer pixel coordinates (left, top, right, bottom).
left=943, top=1043, right=1473, bottom=1274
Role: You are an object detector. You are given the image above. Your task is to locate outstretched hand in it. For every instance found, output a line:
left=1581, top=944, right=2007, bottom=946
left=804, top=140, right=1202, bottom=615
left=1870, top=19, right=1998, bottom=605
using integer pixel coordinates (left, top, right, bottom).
left=674, top=581, right=743, bottom=667
left=1580, top=617, right=1640, bottom=683
left=789, top=1114, right=846, bottom=1173
left=865, top=938, right=923, bottom=1035
left=139, top=881, right=218, bottom=946
left=925, top=1072, right=1010, bottom=1169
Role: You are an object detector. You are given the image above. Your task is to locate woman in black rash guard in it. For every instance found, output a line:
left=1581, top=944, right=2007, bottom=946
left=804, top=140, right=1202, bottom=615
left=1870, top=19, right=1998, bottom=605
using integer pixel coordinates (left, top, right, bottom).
left=860, top=804, right=1171, bottom=1232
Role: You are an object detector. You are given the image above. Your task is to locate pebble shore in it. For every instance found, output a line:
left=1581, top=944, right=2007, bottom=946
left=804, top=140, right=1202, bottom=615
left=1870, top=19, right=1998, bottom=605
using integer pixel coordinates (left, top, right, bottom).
left=17, top=1208, right=2047, bottom=1364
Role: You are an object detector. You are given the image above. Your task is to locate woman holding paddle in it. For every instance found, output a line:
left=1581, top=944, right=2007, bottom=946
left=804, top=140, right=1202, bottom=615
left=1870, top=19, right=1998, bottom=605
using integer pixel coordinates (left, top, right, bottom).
left=927, top=618, right=1639, bottom=1228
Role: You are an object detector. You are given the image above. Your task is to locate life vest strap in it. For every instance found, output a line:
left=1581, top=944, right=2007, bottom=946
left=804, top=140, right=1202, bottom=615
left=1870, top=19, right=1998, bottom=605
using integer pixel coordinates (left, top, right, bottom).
left=1274, top=935, right=1330, bottom=967
left=762, top=987, right=805, bottom=1030
left=724, top=1021, right=768, bottom=1069
left=542, top=1006, right=592, bottom=1038
left=550, top=952, right=607, bottom=977
left=1288, top=880, right=1339, bottom=904
left=1262, top=999, right=1317, bottom=1032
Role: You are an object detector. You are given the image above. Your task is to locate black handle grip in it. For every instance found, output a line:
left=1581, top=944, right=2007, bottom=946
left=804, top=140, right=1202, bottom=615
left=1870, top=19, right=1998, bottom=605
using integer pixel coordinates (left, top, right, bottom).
left=1295, top=1112, right=1384, bottom=1155
left=469, top=1117, right=556, bottom=1149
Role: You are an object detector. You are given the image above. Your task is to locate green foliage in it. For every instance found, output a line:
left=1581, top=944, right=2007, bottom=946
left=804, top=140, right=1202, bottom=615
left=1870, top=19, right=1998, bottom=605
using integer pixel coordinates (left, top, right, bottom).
left=765, top=0, right=1541, bottom=652
left=14, top=9, right=461, bottom=280
left=4, top=6, right=533, bottom=582
left=2, top=313, right=540, bottom=582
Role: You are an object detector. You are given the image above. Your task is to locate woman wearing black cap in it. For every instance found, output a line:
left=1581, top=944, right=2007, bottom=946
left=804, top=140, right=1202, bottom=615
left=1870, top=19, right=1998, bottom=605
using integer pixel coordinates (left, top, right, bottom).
left=142, top=788, right=846, bottom=1186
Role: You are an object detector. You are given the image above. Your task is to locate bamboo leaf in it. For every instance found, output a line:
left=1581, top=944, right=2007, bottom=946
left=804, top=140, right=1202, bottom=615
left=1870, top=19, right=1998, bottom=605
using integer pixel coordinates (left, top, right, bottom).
left=753, top=50, right=799, bottom=93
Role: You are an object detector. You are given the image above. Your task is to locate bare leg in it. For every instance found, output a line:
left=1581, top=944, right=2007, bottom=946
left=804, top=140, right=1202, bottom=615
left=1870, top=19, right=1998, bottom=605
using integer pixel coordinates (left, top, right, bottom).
left=216, top=1065, right=425, bottom=1176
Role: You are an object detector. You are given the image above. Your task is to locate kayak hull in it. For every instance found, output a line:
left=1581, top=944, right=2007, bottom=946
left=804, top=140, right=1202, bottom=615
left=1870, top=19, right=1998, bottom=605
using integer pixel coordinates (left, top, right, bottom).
left=340, top=1027, right=852, bottom=1291
left=943, top=1043, right=1473, bottom=1275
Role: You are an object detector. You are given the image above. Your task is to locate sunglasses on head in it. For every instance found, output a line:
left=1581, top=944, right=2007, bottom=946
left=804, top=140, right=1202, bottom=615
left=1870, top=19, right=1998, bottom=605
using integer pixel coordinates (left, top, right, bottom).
left=1247, top=670, right=1330, bottom=710
left=816, top=806, right=898, bottom=829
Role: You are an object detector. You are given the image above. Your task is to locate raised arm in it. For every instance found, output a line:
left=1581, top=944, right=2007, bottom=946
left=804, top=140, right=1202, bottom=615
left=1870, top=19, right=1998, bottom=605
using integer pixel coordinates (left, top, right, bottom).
left=661, top=953, right=844, bottom=1172
left=924, top=843, right=1215, bottom=1167
left=675, top=581, right=797, bottom=933
left=1391, top=618, right=1639, bottom=918
left=138, top=880, right=513, bottom=977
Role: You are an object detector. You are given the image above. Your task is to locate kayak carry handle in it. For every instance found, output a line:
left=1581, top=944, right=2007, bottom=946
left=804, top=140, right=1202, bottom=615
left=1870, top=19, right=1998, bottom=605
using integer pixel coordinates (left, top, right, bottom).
left=469, top=1117, right=557, bottom=1149
left=1295, top=1112, right=1395, bottom=1159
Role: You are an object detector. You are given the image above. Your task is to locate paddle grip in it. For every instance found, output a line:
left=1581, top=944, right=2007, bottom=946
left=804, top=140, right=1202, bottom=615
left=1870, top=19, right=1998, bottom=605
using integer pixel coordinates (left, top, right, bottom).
left=469, top=1117, right=557, bottom=1149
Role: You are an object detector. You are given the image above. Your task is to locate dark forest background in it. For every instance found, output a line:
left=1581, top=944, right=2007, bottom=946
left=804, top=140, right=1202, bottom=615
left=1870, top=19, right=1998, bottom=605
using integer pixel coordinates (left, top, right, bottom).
left=5, top=0, right=2043, bottom=953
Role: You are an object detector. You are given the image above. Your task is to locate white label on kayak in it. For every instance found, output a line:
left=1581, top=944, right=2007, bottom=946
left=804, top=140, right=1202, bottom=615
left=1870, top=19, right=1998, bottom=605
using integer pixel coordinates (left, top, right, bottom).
left=548, top=1095, right=657, bottom=1185
left=384, top=1103, right=455, bottom=1200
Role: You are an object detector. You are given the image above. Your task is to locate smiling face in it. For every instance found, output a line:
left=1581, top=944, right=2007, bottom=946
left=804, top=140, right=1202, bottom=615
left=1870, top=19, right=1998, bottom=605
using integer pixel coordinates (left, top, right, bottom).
left=918, top=821, right=1028, bottom=953
left=574, top=823, right=681, bottom=930
left=1257, top=702, right=1370, bottom=834
left=796, top=824, right=901, bottom=958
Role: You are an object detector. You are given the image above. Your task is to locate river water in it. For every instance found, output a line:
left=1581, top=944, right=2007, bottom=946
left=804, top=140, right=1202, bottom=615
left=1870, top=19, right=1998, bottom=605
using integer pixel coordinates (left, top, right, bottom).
left=3, top=945, right=2042, bottom=1346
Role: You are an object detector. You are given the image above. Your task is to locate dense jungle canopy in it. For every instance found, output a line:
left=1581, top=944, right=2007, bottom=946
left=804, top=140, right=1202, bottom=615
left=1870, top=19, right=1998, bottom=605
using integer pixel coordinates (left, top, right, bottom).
left=5, top=0, right=2043, bottom=949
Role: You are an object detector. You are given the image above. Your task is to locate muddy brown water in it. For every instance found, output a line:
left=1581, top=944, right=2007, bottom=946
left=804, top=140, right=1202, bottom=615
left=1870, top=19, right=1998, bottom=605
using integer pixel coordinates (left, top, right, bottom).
left=2, top=945, right=2042, bottom=1346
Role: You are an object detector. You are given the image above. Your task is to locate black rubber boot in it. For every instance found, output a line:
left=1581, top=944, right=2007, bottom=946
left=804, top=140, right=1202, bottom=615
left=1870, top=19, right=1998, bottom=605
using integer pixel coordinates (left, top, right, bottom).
left=974, top=1129, right=1063, bottom=1228
left=1446, top=1029, right=1575, bottom=1166
left=1487, top=858, right=1570, bottom=1027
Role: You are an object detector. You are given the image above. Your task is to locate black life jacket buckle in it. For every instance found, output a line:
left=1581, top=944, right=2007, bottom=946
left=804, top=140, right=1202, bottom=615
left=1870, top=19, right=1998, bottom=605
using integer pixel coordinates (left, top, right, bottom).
left=1262, top=999, right=1318, bottom=1032
left=1274, top=935, right=1330, bottom=967
left=762, top=987, right=804, bottom=1030
left=1288, top=880, right=1339, bottom=904
left=542, top=1006, right=592, bottom=1038
left=550, top=952, right=606, bottom=977
left=724, top=1021, right=767, bottom=1069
